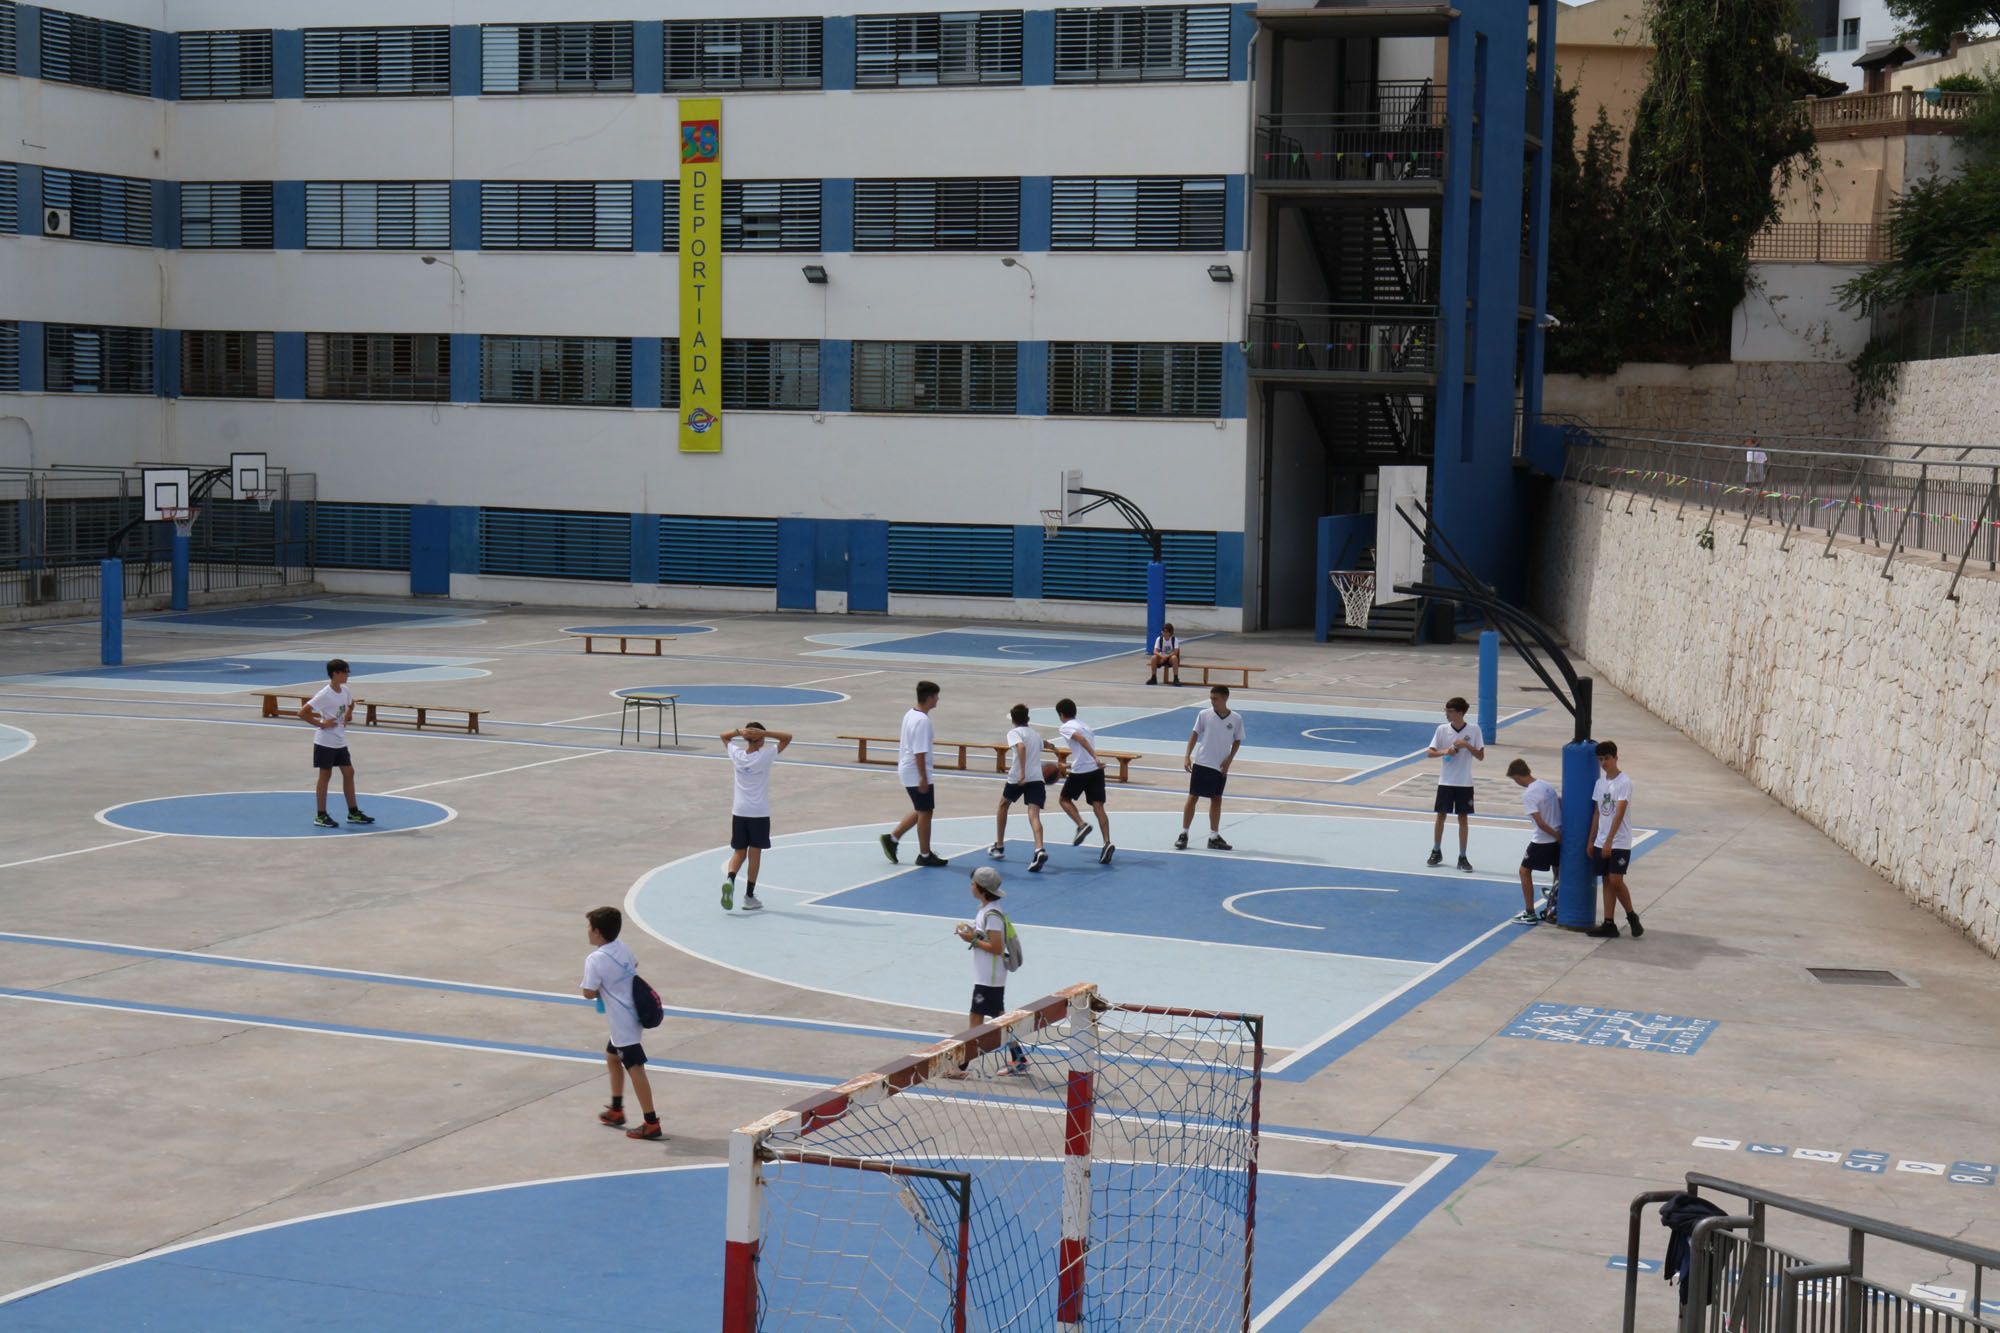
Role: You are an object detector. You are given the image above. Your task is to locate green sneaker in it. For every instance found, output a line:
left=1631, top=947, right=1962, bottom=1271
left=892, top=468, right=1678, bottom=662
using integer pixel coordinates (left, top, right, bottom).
left=312, top=812, right=338, bottom=829
left=721, top=879, right=735, bottom=911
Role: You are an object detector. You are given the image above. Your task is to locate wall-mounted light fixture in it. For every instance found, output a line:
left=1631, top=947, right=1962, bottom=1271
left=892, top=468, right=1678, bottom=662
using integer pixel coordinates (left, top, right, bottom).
left=801, top=264, right=829, bottom=284
left=1207, top=264, right=1234, bottom=283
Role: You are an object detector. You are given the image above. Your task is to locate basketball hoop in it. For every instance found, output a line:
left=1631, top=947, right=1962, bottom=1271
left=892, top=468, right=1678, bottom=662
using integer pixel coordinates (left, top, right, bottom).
left=160, top=506, right=199, bottom=538
left=246, top=488, right=276, bottom=514
left=1330, top=569, right=1375, bottom=629
left=1040, top=508, right=1064, bottom=541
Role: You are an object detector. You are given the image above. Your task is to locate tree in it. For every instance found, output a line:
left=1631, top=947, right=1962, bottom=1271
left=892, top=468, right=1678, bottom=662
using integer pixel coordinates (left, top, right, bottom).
left=1887, top=0, right=2000, bottom=54
left=1546, top=97, right=1631, bottom=375
left=1618, top=0, right=1820, bottom=362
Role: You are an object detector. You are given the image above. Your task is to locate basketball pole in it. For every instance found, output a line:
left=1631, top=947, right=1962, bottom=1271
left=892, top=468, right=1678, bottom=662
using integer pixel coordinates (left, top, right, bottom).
left=171, top=529, right=191, bottom=612
left=1558, top=689, right=1598, bottom=930
left=1145, top=561, right=1166, bottom=658
left=99, top=559, right=123, bottom=666
left=1477, top=629, right=1498, bottom=745
left=1065, top=485, right=1166, bottom=654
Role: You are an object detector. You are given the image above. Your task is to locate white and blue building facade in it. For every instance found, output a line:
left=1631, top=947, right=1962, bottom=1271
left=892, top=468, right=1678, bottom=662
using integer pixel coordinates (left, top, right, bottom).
left=0, top=0, right=1554, bottom=632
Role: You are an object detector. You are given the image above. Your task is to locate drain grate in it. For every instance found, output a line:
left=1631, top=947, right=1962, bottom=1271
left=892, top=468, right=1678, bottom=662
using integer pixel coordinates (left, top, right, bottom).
left=1807, top=967, right=1908, bottom=987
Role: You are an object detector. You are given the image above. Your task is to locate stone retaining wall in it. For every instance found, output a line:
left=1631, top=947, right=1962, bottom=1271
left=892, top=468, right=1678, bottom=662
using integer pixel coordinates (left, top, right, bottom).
left=1534, top=482, right=2000, bottom=954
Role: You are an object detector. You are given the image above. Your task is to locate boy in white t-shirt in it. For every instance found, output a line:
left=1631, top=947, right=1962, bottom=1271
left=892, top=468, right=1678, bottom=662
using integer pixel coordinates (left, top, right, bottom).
left=298, top=658, right=373, bottom=829
left=1586, top=740, right=1642, bottom=939
left=1055, top=698, right=1115, bottom=865
left=881, top=681, right=948, bottom=868
left=991, top=704, right=1052, bottom=873
left=946, top=866, right=1028, bottom=1079
left=1506, top=758, right=1559, bottom=925
left=1146, top=622, right=1182, bottom=687
left=1177, top=685, right=1244, bottom=850
left=720, top=722, right=791, bottom=912
left=1424, top=696, right=1484, bottom=872
left=580, top=906, right=661, bottom=1140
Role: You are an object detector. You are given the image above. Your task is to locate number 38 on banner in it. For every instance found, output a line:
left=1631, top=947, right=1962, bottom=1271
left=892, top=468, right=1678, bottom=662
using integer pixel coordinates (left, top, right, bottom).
left=681, top=120, right=719, bottom=163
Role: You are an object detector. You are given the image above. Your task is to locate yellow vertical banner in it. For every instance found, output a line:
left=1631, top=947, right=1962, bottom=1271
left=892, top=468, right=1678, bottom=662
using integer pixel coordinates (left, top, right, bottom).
left=677, top=98, right=722, bottom=453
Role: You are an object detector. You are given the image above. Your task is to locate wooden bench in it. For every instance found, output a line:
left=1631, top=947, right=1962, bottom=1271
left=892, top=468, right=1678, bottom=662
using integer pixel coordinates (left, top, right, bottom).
left=1180, top=664, right=1266, bottom=689
left=840, top=735, right=1011, bottom=773
left=252, top=689, right=318, bottom=719
left=1051, top=745, right=1141, bottom=784
left=569, top=632, right=676, bottom=656
left=359, top=699, right=488, bottom=734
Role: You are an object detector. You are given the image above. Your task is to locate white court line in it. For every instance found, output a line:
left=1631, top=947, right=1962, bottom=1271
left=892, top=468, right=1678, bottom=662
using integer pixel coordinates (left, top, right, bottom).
left=482, top=636, right=583, bottom=650
left=1220, top=886, right=1397, bottom=932
left=0, top=833, right=167, bottom=871
left=1251, top=1151, right=1454, bottom=1330
left=1378, top=773, right=1427, bottom=795
left=789, top=669, right=883, bottom=687
left=382, top=750, right=607, bottom=795
left=541, top=710, right=625, bottom=726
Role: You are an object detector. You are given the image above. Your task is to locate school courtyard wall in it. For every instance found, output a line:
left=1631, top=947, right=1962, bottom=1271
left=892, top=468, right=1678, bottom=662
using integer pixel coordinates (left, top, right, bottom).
left=1534, top=479, right=2000, bottom=956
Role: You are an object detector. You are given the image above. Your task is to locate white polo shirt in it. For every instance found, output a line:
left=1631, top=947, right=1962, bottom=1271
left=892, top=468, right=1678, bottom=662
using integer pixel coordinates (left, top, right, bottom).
left=1431, top=721, right=1483, bottom=787
left=1520, top=777, right=1561, bottom=844
left=897, top=708, right=935, bottom=786
left=582, top=939, right=641, bottom=1048
left=1190, top=706, right=1244, bottom=771
left=1058, top=718, right=1100, bottom=775
left=1005, top=725, right=1044, bottom=785
left=729, top=739, right=778, bottom=817
left=306, top=683, right=352, bottom=748
left=970, top=903, right=1007, bottom=988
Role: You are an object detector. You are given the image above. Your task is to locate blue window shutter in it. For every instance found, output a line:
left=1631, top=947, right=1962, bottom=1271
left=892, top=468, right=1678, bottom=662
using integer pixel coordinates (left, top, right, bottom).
left=315, top=503, right=412, bottom=570
left=1041, top=529, right=1218, bottom=604
left=477, top=509, right=632, bottom=581
left=658, top=516, right=778, bottom=587
left=888, top=524, right=1015, bottom=597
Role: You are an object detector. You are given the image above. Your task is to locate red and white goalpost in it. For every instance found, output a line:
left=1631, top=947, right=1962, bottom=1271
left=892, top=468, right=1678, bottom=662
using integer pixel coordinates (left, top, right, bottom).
left=724, top=983, right=1264, bottom=1331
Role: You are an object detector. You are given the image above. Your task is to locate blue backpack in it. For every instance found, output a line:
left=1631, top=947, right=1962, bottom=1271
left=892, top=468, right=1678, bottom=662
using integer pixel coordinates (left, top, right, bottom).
left=631, top=973, right=664, bottom=1029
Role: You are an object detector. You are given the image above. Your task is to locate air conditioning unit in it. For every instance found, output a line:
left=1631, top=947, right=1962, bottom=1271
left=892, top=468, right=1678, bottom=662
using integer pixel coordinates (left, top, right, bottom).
left=44, top=207, right=72, bottom=237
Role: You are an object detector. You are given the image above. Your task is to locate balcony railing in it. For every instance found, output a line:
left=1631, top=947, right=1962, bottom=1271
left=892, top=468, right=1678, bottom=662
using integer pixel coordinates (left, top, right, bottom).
left=1248, top=302, right=1438, bottom=377
left=1747, top=221, right=1892, bottom=263
left=1256, top=82, right=1447, bottom=185
left=1802, top=88, right=1984, bottom=135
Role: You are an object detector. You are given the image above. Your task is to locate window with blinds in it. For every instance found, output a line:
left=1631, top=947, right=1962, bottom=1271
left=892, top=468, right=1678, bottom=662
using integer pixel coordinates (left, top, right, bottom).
left=722, top=181, right=821, bottom=251
left=0, top=162, right=16, bottom=233
left=306, top=333, right=450, bottom=402
left=481, top=182, right=633, bottom=250
left=303, top=27, right=451, bottom=97
left=480, top=509, right=632, bottom=580
left=664, top=18, right=821, bottom=90
left=181, top=183, right=275, bottom=249
left=481, top=337, right=632, bottom=407
left=39, top=8, right=153, bottom=95
left=725, top=339, right=819, bottom=410
left=658, top=516, right=779, bottom=587
left=853, top=178, right=1019, bottom=251
left=1049, top=343, right=1221, bottom=417
left=315, top=503, right=412, bottom=571
left=304, top=181, right=450, bottom=249
left=1051, top=176, right=1225, bottom=249
left=0, top=3, right=17, bottom=78
left=181, top=331, right=274, bottom=399
left=855, top=11, right=1022, bottom=87
left=1053, top=6, right=1230, bottom=83
left=852, top=342, right=1016, bottom=413
left=1043, top=529, right=1218, bottom=603
left=42, top=168, right=154, bottom=246
left=45, top=325, right=154, bottom=394
left=179, top=30, right=272, bottom=99
left=481, top=23, right=633, bottom=94
left=0, top=321, right=19, bottom=392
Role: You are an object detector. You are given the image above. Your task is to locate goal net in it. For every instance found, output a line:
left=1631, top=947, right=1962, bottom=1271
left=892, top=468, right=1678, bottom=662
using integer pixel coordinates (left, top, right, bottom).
left=724, top=983, right=1263, bottom=1332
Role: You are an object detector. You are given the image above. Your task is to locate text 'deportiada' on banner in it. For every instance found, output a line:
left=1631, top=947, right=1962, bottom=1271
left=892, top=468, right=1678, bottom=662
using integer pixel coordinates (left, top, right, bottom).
left=678, top=99, right=721, bottom=453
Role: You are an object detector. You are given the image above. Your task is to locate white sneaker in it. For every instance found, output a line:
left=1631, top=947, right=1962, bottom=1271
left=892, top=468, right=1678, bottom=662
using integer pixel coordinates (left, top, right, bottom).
left=987, top=843, right=1005, bottom=859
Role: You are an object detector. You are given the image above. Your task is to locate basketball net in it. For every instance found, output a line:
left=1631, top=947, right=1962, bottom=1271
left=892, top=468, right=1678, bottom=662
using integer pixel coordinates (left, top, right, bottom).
left=247, top=488, right=276, bottom=514
left=162, top=507, right=199, bottom=538
left=1331, top=570, right=1375, bottom=629
left=1040, top=508, right=1063, bottom=541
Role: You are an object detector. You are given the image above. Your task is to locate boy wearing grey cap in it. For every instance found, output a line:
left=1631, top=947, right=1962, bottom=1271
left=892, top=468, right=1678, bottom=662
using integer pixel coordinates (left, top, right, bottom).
left=948, top=866, right=1027, bottom=1079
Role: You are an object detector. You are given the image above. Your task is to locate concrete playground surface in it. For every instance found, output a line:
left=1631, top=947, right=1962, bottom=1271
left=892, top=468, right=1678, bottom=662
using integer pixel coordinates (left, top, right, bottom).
left=0, top=600, right=1996, bottom=1329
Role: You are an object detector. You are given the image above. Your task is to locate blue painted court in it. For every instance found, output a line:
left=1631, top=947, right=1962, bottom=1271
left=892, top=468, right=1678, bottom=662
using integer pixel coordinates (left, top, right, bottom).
left=563, top=623, right=715, bottom=637
left=0, top=653, right=490, bottom=695
left=135, top=600, right=484, bottom=638
left=805, top=627, right=1140, bottom=670
left=0, top=1146, right=1484, bottom=1331
left=98, top=792, right=455, bottom=839
left=613, top=684, right=845, bottom=707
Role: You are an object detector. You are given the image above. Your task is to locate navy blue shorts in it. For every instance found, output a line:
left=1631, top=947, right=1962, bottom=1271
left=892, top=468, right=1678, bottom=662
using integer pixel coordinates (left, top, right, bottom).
left=905, top=785, right=936, bottom=813
left=1434, top=785, right=1474, bottom=815
left=312, top=745, right=353, bottom=770
left=1189, top=764, right=1227, bottom=800
left=1061, top=769, right=1107, bottom=806
left=730, top=815, right=771, bottom=850
left=970, top=984, right=1008, bottom=1019
left=1522, top=841, right=1560, bottom=872
left=605, top=1040, right=647, bottom=1069
left=1001, top=780, right=1046, bottom=808
left=1590, top=846, right=1632, bottom=876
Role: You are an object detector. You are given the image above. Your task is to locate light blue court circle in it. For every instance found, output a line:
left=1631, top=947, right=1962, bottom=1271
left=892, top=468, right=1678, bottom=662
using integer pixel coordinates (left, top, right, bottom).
left=0, top=724, right=34, bottom=764
left=562, top=623, right=715, bottom=636
left=612, top=685, right=844, bottom=707
left=97, top=792, right=455, bottom=839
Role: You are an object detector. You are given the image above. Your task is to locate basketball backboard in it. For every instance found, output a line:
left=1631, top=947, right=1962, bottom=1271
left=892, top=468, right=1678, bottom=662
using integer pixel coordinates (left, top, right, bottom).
left=1374, top=465, right=1427, bottom=605
left=231, top=451, right=269, bottom=498
left=142, top=467, right=192, bottom=522
left=1059, top=468, right=1086, bottom=524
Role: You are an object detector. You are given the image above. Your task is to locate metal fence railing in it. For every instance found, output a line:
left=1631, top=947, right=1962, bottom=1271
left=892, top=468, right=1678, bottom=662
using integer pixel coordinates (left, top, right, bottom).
left=1624, top=1173, right=2000, bottom=1332
left=1248, top=301, right=1438, bottom=376
left=1748, top=221, right=1892, bottom=264
left=1869, top=288, right=2000, bottom=362
left=0, top=464, right=316, bottom=611
left=1255, top=81, right=1447, bottom=184
left=1560, top=426, right=2000, bottom=600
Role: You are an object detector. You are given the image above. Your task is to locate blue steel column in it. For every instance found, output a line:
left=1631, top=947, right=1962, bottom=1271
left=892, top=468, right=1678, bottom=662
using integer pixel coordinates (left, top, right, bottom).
left=1145, top=562, right=1166, bottom=655
left=1557, top=739, right=1599, bottom=929
left=171, top=531, right=190, bottom=611
left=100, top=559, right=124, bottom=664
left=1477, top=629, right=1499, bottom=746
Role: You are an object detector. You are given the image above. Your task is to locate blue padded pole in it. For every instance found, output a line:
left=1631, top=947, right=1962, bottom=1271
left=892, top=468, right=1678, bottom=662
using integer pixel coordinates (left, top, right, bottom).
left=170, top=531, right=190, bottom=612
left=1557, top=739, right=1599, bottom=928
left=1145, top=560, right=1166, bottom=656
left=1477, top=629, right=1499, bottom=745
left=100, top=559, right=123, bottom=665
